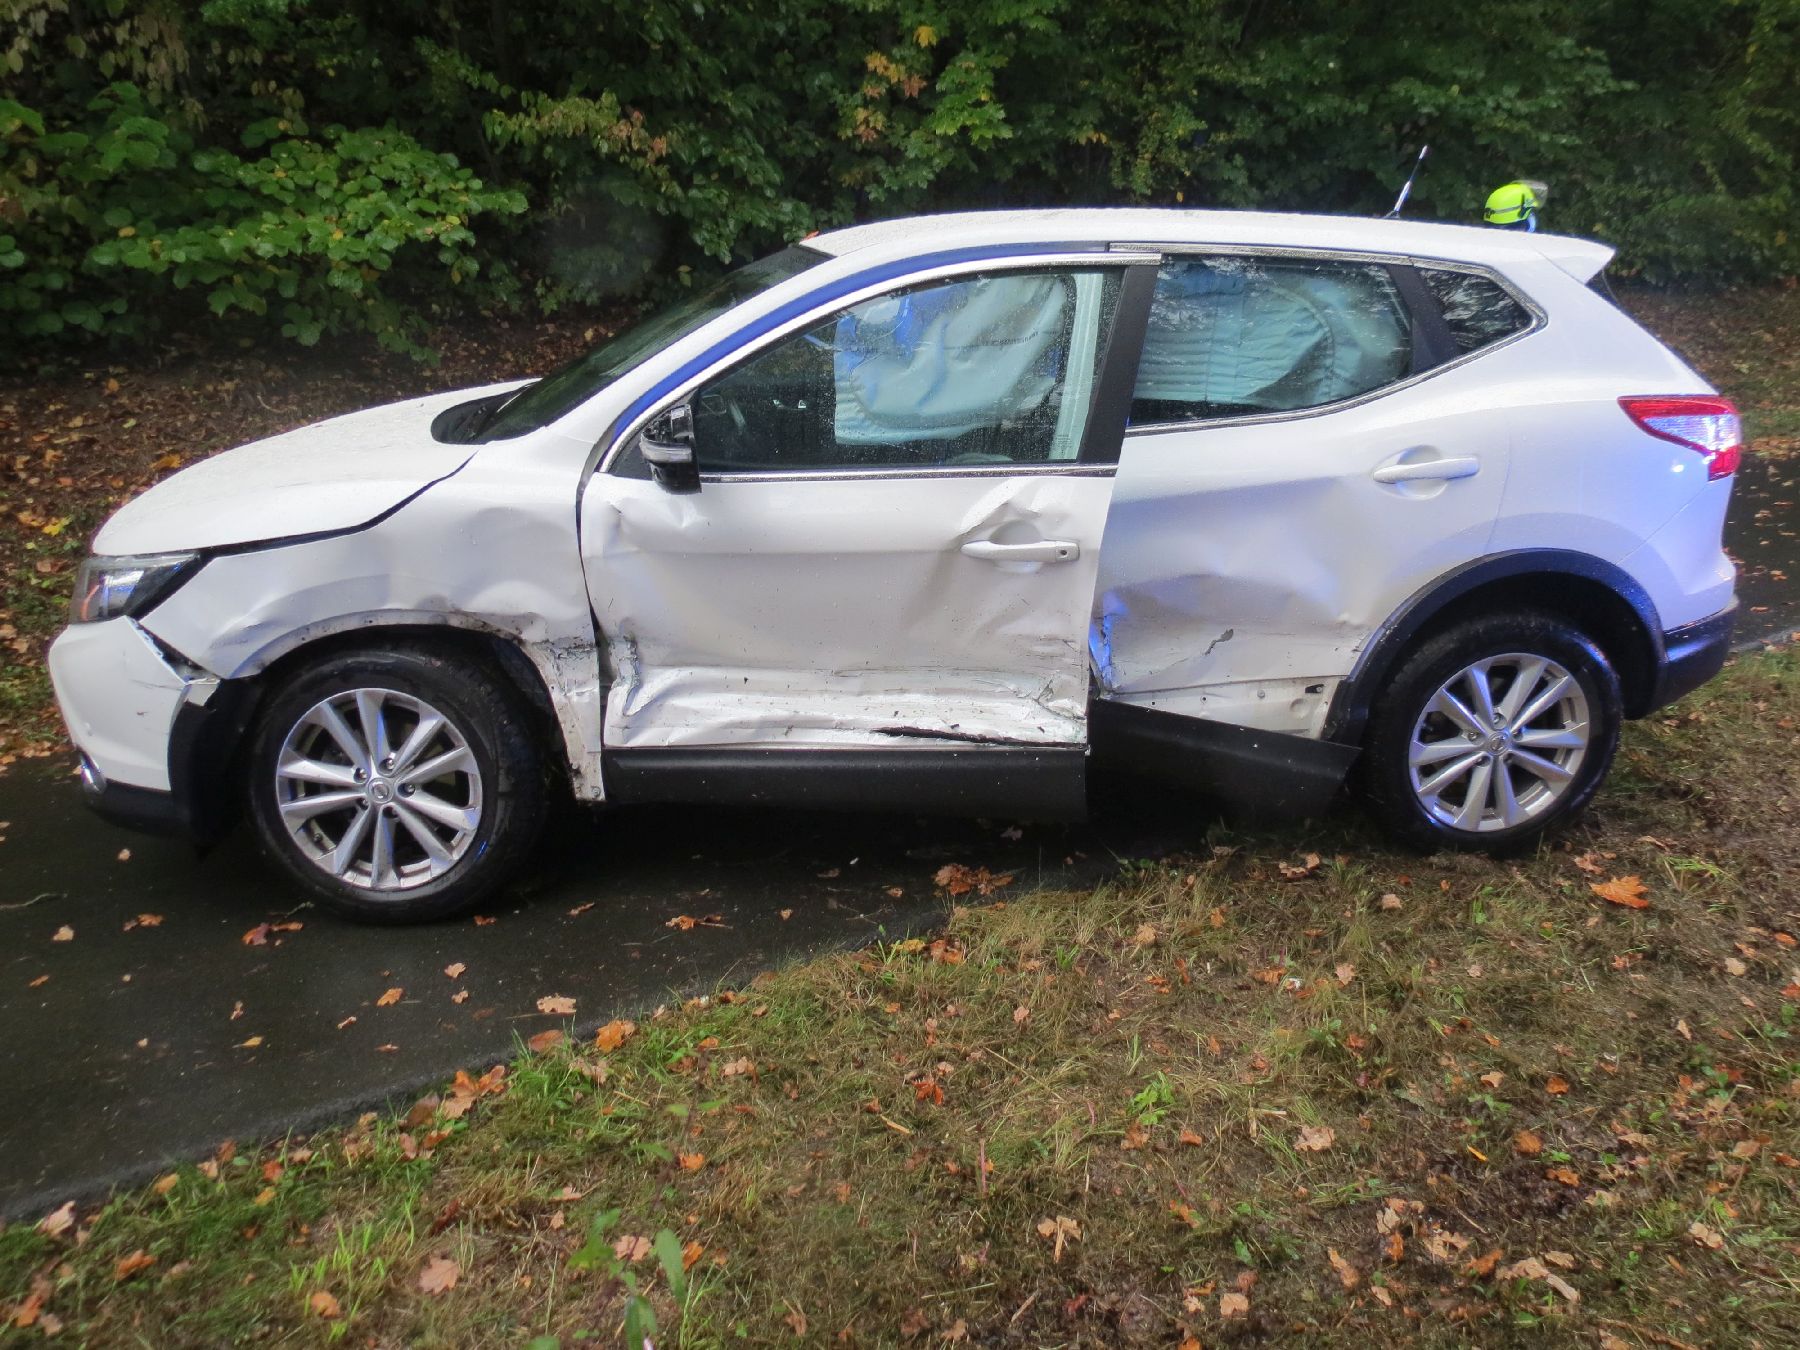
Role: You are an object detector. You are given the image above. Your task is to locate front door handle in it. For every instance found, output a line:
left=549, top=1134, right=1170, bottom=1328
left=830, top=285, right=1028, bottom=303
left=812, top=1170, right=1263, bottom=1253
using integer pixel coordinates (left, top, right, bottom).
left=960, top=539, right=1081, bottom=563
left=1372, top=455, right=1481, bottom=484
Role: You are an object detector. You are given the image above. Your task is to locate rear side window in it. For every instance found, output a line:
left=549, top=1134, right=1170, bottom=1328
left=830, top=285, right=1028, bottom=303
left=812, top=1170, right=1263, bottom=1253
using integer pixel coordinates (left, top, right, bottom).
left=1417, top=267, right=1531, bottom=353
left=1130, top=257, right=1412, bottom=425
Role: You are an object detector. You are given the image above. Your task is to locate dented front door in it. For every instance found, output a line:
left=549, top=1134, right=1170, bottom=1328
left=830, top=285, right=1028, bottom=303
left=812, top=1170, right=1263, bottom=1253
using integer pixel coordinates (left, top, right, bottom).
left=580, top=261, right=1153, bottom=784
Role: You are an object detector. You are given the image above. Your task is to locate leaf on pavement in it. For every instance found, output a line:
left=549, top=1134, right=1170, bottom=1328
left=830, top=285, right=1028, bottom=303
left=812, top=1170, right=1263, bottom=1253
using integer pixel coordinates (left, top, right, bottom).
left=444, top=962, right=466, bottom=980
left=666, top=913, right=726, bottom=931
left=536, top=995, right=576, bottom=1016
left=51, top=925, right=73, bottom=943
left=1591, top=876, right=1650, bottom=908
left=242, top=924, right=270, bottom=946
left=376, top=988, right=403, bottom=1007
left=417, top=1255, right=459, bottom=1295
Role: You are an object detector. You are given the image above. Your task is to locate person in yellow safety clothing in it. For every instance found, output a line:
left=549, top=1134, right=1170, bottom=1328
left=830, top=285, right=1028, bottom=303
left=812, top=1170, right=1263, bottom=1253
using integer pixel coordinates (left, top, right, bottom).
left=1484, top=180, right=1547, bottom=232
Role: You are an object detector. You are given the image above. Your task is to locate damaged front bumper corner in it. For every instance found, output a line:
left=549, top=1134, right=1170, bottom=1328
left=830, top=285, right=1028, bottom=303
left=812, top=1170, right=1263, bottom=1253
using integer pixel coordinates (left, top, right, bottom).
left=48, top=618, right=247, bottom=843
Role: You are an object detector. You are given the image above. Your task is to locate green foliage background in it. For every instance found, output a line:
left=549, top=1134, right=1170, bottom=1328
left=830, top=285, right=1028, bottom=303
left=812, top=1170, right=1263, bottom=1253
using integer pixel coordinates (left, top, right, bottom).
left=3, top=0, right=1795, bottom=359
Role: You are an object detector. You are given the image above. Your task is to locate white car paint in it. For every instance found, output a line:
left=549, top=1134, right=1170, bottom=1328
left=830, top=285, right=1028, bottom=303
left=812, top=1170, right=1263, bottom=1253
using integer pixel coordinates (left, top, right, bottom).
left=94, top=382, right=526, bottom=555
left=48, top=208, right=1732, bottom=820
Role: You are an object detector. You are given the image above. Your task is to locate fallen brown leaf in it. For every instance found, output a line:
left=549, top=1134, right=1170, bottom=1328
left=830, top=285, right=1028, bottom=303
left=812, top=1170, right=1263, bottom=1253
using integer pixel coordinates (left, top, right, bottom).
left=1591, top=876, right=1650, bottom=909
left=1296, top=1124, right=1335, bottom=1152
left=594, top=1019, right=636, bottom=1052
left=1220, top=1290, right=1250, bottom=1318
left=527, top=1029, right=563, bottom=1053
left=376, top=987, right=403, bottom=1007
left=1327, top=1247, right=1359, bottom=1290
left=37, top=1201, right=75, bottom=1240
left=51, top=925, right=73, bottom=943
left=1036, top=1215, right=1080, bottom=1263
left=309, top=1290, right=341, bottom=1319
left=113, top=1249, right=155, bottom=1282
left=417, top=1255, right=459, bottom=1295
left=535, top=994, right=576, bottom=1016
left=1688, top=1220, right=1725, bottom=1250
left=443, top=962, right=466, bottom=980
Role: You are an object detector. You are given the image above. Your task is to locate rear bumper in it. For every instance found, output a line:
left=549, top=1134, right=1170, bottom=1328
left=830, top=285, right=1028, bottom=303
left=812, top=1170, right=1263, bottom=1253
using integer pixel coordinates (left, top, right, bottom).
left=1648, top=602, right=1736, bottom=713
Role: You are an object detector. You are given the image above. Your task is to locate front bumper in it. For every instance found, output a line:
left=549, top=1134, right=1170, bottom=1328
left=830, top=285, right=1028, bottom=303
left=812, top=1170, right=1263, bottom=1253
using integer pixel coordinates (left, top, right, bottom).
left=49, top=619, right=250, bottom=844
left=1648, top=602, right=1736, bottom=712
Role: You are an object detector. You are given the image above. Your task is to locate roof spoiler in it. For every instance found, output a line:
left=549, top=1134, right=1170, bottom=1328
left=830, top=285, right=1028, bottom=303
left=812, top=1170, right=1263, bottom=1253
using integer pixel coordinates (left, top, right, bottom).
left=1531, top=235, right=1614, bottom=284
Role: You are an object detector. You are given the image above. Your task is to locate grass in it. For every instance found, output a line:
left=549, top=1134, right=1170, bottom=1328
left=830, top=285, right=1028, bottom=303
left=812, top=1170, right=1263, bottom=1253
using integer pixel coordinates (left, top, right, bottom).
left=5, top=647, right=1799, bottom=1346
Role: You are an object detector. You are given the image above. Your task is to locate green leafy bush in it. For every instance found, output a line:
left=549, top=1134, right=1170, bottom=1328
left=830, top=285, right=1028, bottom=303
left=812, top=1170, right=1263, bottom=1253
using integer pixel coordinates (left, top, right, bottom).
left=1, top=0, right=1796, bottom=364
left=1, top=84, right=523, bottom=358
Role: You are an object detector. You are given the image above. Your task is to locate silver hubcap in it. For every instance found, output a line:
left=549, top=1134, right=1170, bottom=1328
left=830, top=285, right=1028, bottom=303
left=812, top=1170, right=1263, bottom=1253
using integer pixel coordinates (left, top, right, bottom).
left=273, top=688, right=482, bottom=892
left=1408, top=653, right=1590, bottom=833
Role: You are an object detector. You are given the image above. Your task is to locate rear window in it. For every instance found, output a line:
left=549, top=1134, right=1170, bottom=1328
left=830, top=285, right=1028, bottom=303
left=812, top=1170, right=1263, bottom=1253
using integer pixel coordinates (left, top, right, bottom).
left=1130, top=256, right=1413, bottom=425
left=1417, top=267, right=1532, bottom=353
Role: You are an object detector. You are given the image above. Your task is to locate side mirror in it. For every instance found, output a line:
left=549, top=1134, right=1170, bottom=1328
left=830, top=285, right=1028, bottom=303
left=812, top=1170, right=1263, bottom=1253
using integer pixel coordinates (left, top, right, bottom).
left=639, top=403, right=699, bottom=494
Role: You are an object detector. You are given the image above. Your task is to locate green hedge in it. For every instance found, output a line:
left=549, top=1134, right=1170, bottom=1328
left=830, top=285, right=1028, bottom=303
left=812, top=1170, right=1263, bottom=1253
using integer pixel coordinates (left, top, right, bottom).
left=2, top=0, right=1795, bottom=360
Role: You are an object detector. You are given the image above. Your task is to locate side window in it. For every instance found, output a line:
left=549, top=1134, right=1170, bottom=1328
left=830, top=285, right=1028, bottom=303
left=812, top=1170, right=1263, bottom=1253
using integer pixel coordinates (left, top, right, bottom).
left=1130, top=257, right=1412, bottom=425
left=690, top=269, right=1120, bottom=473
left=1417, top=267, right=1531, bottom=353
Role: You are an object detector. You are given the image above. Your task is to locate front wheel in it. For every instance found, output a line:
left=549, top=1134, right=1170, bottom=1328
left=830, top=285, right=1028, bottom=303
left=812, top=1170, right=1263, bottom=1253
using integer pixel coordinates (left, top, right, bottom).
left=1361, top=611, right=1623, bottom=852
left=246, top=645, right=547, bottom=923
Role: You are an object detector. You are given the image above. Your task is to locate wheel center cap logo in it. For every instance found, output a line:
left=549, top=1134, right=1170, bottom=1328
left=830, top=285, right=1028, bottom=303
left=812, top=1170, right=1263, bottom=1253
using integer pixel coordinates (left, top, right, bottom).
left=368, top=779, right=394, bottom=805
left=1487, top=733, right=1509, bottom=754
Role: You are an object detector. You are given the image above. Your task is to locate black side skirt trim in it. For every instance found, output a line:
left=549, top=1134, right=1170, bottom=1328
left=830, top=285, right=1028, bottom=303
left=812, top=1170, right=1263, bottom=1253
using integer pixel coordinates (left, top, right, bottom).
left=600, top=746, right=1088, bottom=821
left=1090, top=701, right=1359, bottom=820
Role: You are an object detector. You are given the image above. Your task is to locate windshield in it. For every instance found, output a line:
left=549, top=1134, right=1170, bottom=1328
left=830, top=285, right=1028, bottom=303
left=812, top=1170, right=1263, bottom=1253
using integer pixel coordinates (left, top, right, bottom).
left=479, top=244, right=828, bottom=440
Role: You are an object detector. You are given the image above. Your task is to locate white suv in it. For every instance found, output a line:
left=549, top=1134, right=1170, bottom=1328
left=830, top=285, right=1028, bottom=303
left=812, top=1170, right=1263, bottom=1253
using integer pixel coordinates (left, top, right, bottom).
left=49, top=209, right=1739, bottom=922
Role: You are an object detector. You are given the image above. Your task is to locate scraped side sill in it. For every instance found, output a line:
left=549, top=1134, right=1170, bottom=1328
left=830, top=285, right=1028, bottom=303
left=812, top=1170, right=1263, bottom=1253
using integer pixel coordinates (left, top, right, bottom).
left=1090, top=700, right=1359, bottom=821
left=600, top=746, right=1087, bottom=821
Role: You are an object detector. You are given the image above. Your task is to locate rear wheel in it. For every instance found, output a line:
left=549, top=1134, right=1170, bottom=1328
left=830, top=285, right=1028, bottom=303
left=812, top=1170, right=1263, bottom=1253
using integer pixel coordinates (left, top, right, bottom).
left=1362, top=611, right=1622, bottom=852
left=247, top=645, right=546, bottom=923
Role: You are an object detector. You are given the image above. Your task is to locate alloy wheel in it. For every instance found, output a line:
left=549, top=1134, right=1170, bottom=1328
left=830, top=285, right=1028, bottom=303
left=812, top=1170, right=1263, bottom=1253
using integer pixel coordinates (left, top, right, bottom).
left=272, top=687, right=483, bottom=892
left=1407, top=653, right=1591, bottom=833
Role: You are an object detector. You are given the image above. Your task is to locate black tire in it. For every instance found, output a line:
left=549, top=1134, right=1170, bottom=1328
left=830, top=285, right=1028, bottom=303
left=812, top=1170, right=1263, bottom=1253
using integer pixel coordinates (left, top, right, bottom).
left=246, top=644, right=547, bottom=923
left=1362, top=610, right=1623, bottom=853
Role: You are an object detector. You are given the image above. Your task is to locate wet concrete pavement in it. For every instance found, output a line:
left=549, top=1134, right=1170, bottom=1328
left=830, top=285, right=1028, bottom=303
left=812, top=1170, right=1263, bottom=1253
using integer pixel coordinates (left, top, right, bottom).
left=2, top=463, right=1796, bottom=1221
left=0, top=787, right=1119, bottom=1220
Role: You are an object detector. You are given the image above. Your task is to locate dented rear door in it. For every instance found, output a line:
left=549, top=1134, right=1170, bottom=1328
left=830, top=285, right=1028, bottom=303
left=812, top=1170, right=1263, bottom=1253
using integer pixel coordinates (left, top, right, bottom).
left=1093, top=253, right=1514, bottom=740
left=580, top=256, right=1156, bottom=801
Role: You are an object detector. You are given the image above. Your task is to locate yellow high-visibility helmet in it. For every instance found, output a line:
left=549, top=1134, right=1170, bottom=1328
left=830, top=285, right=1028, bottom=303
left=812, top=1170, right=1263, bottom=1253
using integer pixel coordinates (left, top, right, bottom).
left=1484, top=180, right=1543, bottom=228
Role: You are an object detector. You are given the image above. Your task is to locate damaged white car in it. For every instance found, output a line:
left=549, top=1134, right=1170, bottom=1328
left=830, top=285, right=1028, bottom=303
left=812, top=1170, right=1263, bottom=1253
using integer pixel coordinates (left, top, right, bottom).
left=51, top=208, right=1738, bottom=921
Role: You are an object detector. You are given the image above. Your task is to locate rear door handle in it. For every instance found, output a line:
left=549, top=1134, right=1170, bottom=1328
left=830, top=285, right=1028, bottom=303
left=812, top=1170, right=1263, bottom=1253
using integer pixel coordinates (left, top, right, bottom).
left=1372, top=455, right=1481, bottom=484
left=960, top=539, right=1080, bottom=563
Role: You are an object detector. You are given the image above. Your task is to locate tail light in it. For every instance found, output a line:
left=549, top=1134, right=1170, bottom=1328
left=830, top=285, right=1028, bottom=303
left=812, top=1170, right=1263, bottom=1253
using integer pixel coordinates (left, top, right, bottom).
left=1619, top=395, right=1742, bottom=479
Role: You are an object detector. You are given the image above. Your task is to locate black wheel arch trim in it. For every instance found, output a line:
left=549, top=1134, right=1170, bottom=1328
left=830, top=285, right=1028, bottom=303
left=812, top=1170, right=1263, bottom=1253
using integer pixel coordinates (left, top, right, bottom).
left=1323, top=549, right=1667, bottom=746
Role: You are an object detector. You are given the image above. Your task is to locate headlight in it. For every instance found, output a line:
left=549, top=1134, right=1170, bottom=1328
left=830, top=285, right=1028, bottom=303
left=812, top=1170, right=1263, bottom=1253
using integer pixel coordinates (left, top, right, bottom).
left=70, top=553, right=200, bottom=624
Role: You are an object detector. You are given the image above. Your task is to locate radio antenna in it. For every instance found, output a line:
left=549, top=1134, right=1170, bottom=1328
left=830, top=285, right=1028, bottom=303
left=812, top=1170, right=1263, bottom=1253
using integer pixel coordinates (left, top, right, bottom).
left=1385, top=144, right=1430, bottom=219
